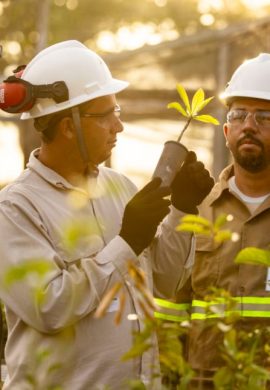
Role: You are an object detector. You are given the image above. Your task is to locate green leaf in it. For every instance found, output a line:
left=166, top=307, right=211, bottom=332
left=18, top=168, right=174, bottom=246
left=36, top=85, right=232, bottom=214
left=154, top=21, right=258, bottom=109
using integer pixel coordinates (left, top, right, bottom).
left=176, top=223, right=211, bottom=235
left=167, top=102, right=188, bottom=117
left=36, top=347, right=51, bottom=363
left=195, top=96, right=214, bottom=113
left=61, top=219, right=100, bottom=250
left=191, top=88, right=204, bottom=115
left=213, top=367, right=233, bottom=388
left=121, top=342, right=152, bottom=361
left=125, top=380, right=147, bottom=390
left=194, top=114, right=220, bottom=125
left=235, top=247, right=270, bottom=266
left=4, top=259, right=54, bottom=287
left=214, top=230, right=232, bottom=243
left=224, top=328, right=237, bottom=355
left=214, top=213, right=229, bottom=229
left=181, top=214, right=212, bottom=228
left=176, top=84, right=191, bottom=113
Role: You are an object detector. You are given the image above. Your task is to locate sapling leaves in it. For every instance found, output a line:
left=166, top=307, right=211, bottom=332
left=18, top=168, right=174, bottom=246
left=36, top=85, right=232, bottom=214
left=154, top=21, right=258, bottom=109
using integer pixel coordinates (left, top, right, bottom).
left=235, top=247, right=270, bottom=267
left=168, top=83, right=220, bottom=142
left=167, top=102, right=188, bottom=117
left=176, top=84, right=191, bottom=113
left=177, top=213, right=234, bottom=244
left=194, top=114, right=220, bottom=124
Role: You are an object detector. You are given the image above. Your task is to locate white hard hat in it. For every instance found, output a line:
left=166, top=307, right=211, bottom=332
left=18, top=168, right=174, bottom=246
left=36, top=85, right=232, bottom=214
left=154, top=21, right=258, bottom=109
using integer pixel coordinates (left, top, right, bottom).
left=220, top=53, right=270, bottom=104
left=21, top=40, right=129, bottom=119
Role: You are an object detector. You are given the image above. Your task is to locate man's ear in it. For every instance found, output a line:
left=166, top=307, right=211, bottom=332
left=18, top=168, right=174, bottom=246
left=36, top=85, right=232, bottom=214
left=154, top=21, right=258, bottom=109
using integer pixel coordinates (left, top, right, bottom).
left=223, top=123, right=229, bottom=147
left=59, top=117, right=75, bottom=139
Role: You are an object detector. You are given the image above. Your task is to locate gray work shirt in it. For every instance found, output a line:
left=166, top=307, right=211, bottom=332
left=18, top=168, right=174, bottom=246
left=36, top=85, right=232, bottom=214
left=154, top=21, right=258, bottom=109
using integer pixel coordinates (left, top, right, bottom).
left=0, top=149, right=194, bottom=390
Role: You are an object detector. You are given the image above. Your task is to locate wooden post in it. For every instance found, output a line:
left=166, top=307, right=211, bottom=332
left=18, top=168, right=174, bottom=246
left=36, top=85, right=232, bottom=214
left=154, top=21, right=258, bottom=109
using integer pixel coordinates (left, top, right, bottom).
left=36, top=0, right=50, bottom=53
left=213, top=43, right=230, bottom=179
left=19, top=0, right=51, bottom=167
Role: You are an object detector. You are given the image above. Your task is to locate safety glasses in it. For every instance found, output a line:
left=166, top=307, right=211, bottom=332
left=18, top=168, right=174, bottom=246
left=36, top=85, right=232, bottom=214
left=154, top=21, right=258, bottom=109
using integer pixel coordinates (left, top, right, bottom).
left=80, top=104, right=121, bottom=119
left=227, top=109, right=270, bottom=129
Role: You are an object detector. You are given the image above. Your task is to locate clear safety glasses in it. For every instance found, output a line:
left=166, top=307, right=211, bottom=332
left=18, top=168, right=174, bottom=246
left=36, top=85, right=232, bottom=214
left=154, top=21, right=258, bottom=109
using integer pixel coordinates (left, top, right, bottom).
left=227, top=109, right=270, bottom=129
left=80, top=104, right=121, bottom=119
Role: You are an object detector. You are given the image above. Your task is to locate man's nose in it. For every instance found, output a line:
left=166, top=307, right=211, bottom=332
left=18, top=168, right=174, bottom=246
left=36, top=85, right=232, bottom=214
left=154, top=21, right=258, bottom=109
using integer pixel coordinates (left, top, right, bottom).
left=242, top=112, right=259, bottom=130
left=112, top=116, right=124, bottom=133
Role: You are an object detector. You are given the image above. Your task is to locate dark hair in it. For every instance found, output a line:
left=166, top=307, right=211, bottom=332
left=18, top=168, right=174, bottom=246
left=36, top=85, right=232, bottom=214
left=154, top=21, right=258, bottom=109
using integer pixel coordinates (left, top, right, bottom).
left=34, top=108, right=72, bottom=143
left=33, top=101, right=93, bottom=143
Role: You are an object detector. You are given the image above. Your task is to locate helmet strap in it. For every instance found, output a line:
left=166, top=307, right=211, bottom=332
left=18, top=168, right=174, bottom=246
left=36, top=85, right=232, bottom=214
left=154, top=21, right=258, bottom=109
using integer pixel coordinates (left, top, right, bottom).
left=71, top=106, right=98, bottom=177
left=71, top=106, right=89, bottom=164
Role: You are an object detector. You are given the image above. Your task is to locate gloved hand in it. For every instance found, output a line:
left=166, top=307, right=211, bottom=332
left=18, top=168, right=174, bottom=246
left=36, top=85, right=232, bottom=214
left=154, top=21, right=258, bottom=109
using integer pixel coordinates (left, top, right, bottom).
left=171, top=151, right=214, bottom=214
left=120, top=177, right=171, bottom=255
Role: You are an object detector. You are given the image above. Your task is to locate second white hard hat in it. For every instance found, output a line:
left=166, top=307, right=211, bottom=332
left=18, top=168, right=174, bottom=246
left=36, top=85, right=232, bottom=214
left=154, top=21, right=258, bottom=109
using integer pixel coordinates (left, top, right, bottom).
left=21, top=40, right=129, bottom=119
left=220, top=53, right=270, bottom=104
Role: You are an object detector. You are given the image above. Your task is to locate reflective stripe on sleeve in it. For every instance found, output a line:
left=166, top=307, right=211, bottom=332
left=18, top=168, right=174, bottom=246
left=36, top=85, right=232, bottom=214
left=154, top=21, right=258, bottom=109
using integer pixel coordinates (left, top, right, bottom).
left=154, top=298, right=190, bottom=322
left=191, top=297, right=270, bottom=320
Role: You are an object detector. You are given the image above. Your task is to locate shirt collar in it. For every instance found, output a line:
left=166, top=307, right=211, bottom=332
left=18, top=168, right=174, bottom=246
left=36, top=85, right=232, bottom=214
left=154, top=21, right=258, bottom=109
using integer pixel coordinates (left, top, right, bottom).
left=207, top=164, right=234, bottom=205
left=27, top=148, right=98, bottom=195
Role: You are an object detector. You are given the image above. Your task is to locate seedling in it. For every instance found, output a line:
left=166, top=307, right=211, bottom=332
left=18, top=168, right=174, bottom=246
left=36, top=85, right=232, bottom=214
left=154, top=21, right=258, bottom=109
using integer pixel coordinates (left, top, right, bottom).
left=168, top=84, right=220, bottom=142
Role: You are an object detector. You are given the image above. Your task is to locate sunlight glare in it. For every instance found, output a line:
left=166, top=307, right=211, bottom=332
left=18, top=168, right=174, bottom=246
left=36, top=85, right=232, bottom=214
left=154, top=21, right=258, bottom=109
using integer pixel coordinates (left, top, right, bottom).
left=96, top=21, right=179, bottom=52
left=199, top=0, right=270, bottom=12
left=4, top=41, right=21, bottom=56
left=96, top=31, right=117, bottom=52
left=54, top=0, right=66, bottom=5
left=243, top=0, right=270, bottom=7
left=198, top=0, right=223, bottom=13
left=0, top=122, right=24, bottom=185
left=154, top=0, right=167, bottom=7
left=66, top=0, right=78, bottom=10
left=200, top=13, right=215, bottom=26
left=117, top=24, right=160, bottom=50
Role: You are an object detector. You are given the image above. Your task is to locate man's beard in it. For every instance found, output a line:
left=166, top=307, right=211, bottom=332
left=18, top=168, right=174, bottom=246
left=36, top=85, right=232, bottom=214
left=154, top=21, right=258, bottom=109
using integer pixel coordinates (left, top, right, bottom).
left=232, top=135, right=268, bottom=173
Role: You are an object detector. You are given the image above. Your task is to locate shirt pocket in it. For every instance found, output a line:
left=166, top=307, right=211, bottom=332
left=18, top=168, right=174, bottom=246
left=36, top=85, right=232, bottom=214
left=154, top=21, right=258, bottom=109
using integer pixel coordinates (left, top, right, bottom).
left=193, top=234, right=223, bottom=294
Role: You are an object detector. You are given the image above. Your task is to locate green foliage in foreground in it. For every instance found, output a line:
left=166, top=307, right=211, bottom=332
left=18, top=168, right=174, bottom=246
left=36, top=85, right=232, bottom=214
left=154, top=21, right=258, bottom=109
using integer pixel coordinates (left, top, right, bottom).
left=2, top=212, right=270, bottom=389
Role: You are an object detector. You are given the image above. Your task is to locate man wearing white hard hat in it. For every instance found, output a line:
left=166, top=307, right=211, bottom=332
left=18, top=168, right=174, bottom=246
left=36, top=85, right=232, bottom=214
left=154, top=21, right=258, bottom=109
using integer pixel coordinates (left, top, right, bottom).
left=175, top=53, right=270, bottom=389
left=0, top=40, right=213, bottom=389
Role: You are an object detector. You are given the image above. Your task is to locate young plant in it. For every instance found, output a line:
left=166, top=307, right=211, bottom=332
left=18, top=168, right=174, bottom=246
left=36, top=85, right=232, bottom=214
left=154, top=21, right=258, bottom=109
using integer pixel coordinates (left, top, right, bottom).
left=167, top=84, right=220, bottom=142
left=235, top=247, right=270, bottom=267
left=176, top=213, right=239, bottom=244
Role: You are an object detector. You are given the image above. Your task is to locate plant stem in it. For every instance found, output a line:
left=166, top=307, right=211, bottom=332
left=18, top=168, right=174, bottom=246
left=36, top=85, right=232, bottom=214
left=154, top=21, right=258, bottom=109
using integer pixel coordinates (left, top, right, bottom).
left=177, top=117, right=192, bottom=143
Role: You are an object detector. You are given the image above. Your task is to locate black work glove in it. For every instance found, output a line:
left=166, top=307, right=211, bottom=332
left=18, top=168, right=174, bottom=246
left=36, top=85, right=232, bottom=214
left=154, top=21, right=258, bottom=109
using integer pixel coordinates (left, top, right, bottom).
left=119, top=177, right=171, bottom=255
left=171, top=151, right=214, bottom=214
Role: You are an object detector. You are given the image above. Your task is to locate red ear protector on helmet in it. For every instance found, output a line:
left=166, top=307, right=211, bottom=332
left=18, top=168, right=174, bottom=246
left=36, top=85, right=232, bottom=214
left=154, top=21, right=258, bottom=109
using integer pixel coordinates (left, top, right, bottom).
left=0, top=65, right=69, bottom=114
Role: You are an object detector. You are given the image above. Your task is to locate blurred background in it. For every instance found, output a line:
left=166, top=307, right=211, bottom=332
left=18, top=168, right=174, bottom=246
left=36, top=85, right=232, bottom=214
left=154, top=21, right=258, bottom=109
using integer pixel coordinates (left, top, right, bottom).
left=1, top=0, right=270, bottom=188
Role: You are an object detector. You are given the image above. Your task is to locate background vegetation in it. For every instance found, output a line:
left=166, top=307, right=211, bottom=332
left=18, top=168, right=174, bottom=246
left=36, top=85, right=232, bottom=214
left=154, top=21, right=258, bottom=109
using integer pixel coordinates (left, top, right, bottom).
left=0, top=0, right=268, bottom=74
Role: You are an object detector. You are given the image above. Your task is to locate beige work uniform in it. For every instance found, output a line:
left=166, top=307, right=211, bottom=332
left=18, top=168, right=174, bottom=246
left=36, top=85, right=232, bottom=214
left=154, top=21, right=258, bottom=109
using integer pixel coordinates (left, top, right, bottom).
left=173, top=165, right=270, bottom=386
left=0, top=149, right=194, bottom=390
